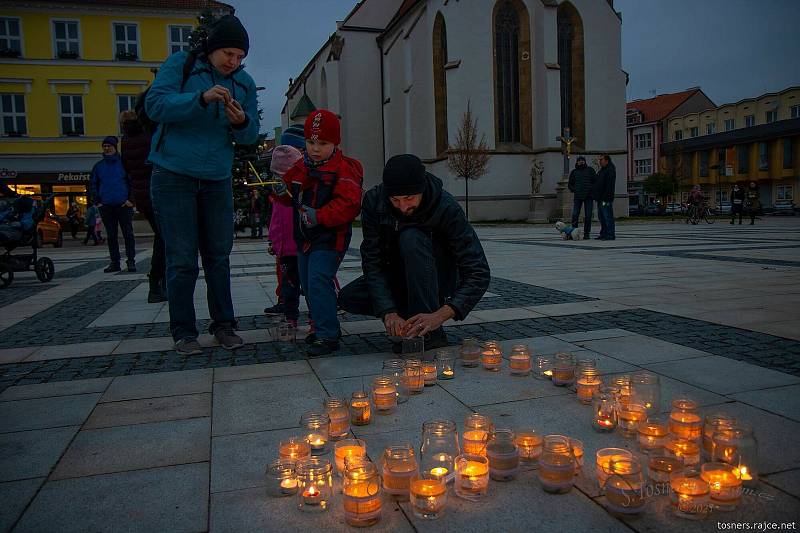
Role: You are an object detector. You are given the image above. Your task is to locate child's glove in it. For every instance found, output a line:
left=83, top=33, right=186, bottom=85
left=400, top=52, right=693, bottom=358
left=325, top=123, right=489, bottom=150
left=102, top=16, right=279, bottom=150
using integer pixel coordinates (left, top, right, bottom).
left=300, top=206, right=318, bottom=228
left=271, top=180, right=289, bottom=197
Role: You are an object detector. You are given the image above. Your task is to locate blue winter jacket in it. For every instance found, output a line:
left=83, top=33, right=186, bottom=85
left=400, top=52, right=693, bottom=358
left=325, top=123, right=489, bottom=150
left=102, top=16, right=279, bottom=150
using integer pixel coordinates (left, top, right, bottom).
left=90, top=154, right=130, bottom=206
left=145, top=51, right=260, bottom=180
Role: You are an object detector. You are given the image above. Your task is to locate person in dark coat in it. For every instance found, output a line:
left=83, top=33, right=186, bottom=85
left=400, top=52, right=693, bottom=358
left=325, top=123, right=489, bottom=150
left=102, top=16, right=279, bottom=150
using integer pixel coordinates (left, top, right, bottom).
left=746, top=181, right=761, bottom=225
left=120, top=109, right=166, bottom=302
left=730, top=183, right=745, bottom=225
left=568, top=156, right=596, bottom=239
left=595, top=154, right=617, bottom=240
left=338, top=154, right=491, bottom=352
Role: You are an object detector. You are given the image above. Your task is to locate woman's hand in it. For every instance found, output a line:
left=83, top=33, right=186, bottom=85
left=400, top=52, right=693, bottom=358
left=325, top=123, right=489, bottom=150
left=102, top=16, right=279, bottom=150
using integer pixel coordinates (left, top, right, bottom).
left=224, top=99, right=246, bottom=125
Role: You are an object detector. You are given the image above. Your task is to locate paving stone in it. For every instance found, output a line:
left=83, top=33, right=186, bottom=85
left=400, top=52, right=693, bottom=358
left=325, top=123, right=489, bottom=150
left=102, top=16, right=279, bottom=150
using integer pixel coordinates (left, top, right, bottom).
left=308, top=352, right=389, bottom=380
left=0, top=393, right=100, bottom=433
left=213, top=360, right=310, bottom=382
left=51, top=418, right=210, bottom=480
left=211, top=427, right=300, bottom=493
left=0, top=477, right=44, bottom=532
left=553, top=328, right=637, bottom=342
left=84, top=393, right=211, bottom=429
left=0, top=426, right=79, bottom=482
left=15, top=463, right=208, bottom=533
left=576, top=335, right=712, bottom=365
left=101, top=369, right=212, bottom=402
left=728, top=384, right=800, bottom=422
left=764, top=468, right=800, bottom=499
left=0, top=347, right=38, bottom=365
left=436, top=365, right=572, bottom=407
left=0, top=377, right=111, bottom=401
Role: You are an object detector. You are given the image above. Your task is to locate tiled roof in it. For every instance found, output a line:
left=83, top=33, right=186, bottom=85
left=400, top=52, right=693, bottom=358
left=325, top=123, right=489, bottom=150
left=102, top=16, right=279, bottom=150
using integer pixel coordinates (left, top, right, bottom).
left=627, top=89, right=701, bottom=123
left=2, top=0, right=233, bottom=11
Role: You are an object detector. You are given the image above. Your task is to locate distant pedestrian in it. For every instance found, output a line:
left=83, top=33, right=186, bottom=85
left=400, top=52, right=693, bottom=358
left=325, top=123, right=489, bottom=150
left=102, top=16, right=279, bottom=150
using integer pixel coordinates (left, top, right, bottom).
left=746, top=181, right=761, bottom=225
left=90, top=136, right=136, bottom=272
left=595, top=154, right=617, bottom=240
left=567, top=155, right=596, bottom=239
left=730, top=183, right=745, bottom=225
left=83, top=204, right=100, bottom=245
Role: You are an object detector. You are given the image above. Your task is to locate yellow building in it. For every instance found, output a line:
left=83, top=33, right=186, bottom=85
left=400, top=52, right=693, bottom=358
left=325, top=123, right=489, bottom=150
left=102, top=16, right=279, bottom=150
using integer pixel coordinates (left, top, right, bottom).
left=0, top=0, right=232, bottom=216
left=661, top=86, right=800, bottom=210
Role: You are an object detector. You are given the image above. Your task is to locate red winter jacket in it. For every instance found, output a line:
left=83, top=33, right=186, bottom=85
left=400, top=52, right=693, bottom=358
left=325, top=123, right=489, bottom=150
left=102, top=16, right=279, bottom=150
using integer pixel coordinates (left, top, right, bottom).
left=279, top=150, right=363, bottom=253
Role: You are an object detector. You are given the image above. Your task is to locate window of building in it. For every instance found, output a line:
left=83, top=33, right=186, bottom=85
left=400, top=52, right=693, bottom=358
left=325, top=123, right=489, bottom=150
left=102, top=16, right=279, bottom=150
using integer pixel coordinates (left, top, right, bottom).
left=0, top=94, right=26, bottom=136
left=634, top=159, right=652, bottom=176
left=113, top=23, right=139, bottom=60
left=634, top=132, right=652, bottom=149
left=784, top=138, right=794, bottom=169
left=758, top=142, right=769, bottom=170
left=738, top=145, right=749, bottom=173
left=557, top=1, right=584, bottom=146
left=432, top=12, right=448, bottom=156
left=792, top=105, right=800, bottom=119
left=168, top=25, right=192, bottom=54
left=724, top=118, right=735, bottom=131
left=765, top=110, right=778, bottom=124
left=117, top=94, right=136, bottom=115
left=744, top=114, right=755, bottom=128
left=53, top=20, right=80, bottom=58
left=59, top=94, right=84, bottom=135
left=777, top=184, right=793, bottom=201
left=495, top=0, right=521, bottom=144
left=689, top=127, right=698, bottom=138
left=674, top=130, right=683, bottom=141
left=0, top=17, right=22, bottom=56
left=699, top=151, right=709, bottom=177
left=706, top=123, right=716, bottom=135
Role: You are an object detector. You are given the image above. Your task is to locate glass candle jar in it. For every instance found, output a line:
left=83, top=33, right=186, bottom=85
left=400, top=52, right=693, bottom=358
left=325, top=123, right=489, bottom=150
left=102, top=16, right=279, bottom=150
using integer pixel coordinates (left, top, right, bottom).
left=462, top=413, right=492, bottom=456
left=486, top=429, right=520, bottom=481
left=323, top=396, right=350, bottom=440
left=570, top=438, right=584, bottom=473
left=382, top=444, right=419, bottom=501
left=420, top=419, right=460, bottom=481
left=533, top=355, right=553, bottom=380
left=296, top=458, right=333, bottom=512
left=349, top=390, right=371, bottom=426
left=382, top=359, right=409, bottom=404
left=703, top=412, right=736, bottom=459
left=701, top=462, right=743, bottom=511
left=372, top=376, right=397, bottom=414
left=637, top=416, right=669, bottom=453
left=608, top=375, right=632, bottom=407
left=481, top=340, right=502, bottom=372
left=670, top=467, right=711, bottom=520
left=410, top=472, right=447, bottom=520
left=576, top=367, right=602, bottom=404
left=333, top=438, right=366, bottom=476
left=648, top=454, right=684, bottom=485
left=299, top=411, right=330, bottom=455
left=422, top=361, right=438, bottom=386
left=454, top=454, right=489, bottom=500
left=436, top=349, right=455, bottom=380
left=508, top=344, right=532, bottom=376
left=538, top=435, right=576, bottom=493
left=265, top=459, right=298, bottom=497
left=551, top=352, right=576, bottom=386
left=515, top=429, right=543, bottom=466
left=276, top=320, right=296, bottom=343
left=592, top=387, right=617, bottom=432
left=595, top=448, right=634, bottom=488
left=669, top=397, right=702, bottom=441
left=404, top=358, right=425, bottom=394
left=278, top=436, right=311, bottom=463
left=665, top=435, right=701, bottom=466
left=616, top=402, right=647, bottom=438
left=712, top=424, right=758, bottom=487
left=604, top=458, right=646, bottom=515
left=460, top=338, right=482, bottom=368
left=630, top=371, right=661, bottom=415
left=342, top=458, right=382, bottom=527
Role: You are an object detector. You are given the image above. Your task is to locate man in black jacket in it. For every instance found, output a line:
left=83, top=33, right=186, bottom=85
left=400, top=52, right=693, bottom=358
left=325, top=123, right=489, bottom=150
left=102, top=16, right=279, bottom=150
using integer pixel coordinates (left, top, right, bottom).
left=595, top=154, right=617, bottom=240
left=338, top=154, right=490, bottom=350
left=568, top=156, right=596, bottom=239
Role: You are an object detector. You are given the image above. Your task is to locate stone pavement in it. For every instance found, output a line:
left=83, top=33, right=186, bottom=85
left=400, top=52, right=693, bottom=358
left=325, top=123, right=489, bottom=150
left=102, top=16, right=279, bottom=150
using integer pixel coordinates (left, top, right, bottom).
left=1, top=219, right=799, bottom=532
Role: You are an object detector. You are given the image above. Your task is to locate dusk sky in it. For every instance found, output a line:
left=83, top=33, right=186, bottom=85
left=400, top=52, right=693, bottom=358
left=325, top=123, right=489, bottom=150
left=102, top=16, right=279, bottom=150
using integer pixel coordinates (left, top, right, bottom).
left=228, top=0, right=800, bottom=132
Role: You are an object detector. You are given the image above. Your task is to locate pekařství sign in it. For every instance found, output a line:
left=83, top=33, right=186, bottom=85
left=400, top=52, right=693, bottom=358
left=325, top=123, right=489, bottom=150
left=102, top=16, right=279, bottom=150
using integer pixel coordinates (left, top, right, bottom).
left=0, top=170, right=91, bottom=184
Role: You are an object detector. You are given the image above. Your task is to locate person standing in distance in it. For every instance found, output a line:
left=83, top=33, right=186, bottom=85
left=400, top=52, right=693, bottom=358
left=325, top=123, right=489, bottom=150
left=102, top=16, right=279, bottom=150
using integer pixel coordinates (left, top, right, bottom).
left=567, top=155, right=596, bottom=240
left=595, top=154, right=617, bottom=240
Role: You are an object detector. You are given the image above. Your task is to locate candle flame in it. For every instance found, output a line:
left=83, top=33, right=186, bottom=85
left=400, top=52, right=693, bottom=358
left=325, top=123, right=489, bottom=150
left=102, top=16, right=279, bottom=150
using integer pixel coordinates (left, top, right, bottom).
left=307, top=485, right=319, bottom=496
left=431, top=467, right=449, bottom=478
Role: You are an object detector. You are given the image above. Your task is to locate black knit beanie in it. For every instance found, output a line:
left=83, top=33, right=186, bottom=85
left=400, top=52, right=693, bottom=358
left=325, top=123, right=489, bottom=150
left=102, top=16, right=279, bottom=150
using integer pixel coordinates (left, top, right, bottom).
left=383, top=154, right=426, bottom=197
left=206, top=15, right=250, bottom=56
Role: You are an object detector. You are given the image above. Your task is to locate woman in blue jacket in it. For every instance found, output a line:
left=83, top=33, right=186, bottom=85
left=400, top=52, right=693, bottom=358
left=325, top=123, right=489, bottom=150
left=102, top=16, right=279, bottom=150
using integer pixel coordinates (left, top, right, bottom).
left=145, top=15, right=259, bottom=355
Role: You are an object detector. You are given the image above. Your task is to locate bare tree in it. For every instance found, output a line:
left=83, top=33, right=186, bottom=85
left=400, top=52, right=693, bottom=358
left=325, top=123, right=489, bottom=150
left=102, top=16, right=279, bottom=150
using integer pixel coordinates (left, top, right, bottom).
left=447, top=101, right=490, bottom=220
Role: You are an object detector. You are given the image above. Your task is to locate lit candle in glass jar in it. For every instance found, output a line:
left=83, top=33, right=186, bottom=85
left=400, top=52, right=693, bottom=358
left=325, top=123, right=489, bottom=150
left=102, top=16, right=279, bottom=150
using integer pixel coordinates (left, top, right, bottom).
left=515, top=430, right=543, bottom=465
left=300, top=411, right=330, bottom=455
left=323, top=397, right=350, bottom=440
left=460, top=338, right=482, bottom=368
left=382, top=445, right=418, bottom=501
left=454, top=454, right=489, bottom=500
left=334, top=439, right=367, bottom=475
left=669, top=397, right=702, bottom=440
left=423, top=362, right=437, bottom=386
left=296, top=458, right=333, bottom=512
left=616, top=402, right=647, bottom=438
left=372, top=376, right=397, bottom=414
left=701, top=462, right=743, bottom=511
left=551, top=352, right=576, bottom=386
left=570, top=438, right=584, bottom=472
left=410, top=476, right=447, bottom=520
left=665, top=436, right=701, bottom=466
left=509, top=344, right=531, bottom=376
left=265, top=459, right=298, bottom=497
left=637, top=417, right=669, bottom=453
left=481, top=341, right=502, bottom=372
left=596, top=448, right=634, bottom=488
left=405, top=359, right=425, bottom=394
left=576, top=368, right=602, bottom=404
left=648, top=454, right=684, bottom=484
left=278, top=438, right=311, bottom=462
left=462, top=413, right=492, bottom=456
left=670, top=468, right=711, bottom=520
left=349, top=391, right=371, bottom=426
left=342, top=459, right=382, bottom=527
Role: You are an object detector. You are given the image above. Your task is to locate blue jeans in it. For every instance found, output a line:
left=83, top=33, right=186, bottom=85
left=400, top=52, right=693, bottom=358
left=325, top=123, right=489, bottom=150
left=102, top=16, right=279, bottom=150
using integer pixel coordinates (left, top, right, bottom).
left=150, top=166, right=236, bottom=341
left=297, top=249, right=342, bottom=341
left=597, top=201, right=616, bottom=238
left=571, top=198, right=593, bottom=237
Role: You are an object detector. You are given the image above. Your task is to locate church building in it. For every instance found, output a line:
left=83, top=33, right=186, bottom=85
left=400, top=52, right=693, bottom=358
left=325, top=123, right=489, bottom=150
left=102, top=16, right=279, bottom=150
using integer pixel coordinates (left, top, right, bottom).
left=282, top=0, right=628, bottom=221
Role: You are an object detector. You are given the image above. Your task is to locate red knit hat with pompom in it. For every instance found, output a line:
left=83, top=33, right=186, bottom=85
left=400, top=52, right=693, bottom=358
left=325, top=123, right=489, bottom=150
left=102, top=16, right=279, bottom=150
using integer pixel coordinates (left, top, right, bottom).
left=304, top=109, right=340, bottom=145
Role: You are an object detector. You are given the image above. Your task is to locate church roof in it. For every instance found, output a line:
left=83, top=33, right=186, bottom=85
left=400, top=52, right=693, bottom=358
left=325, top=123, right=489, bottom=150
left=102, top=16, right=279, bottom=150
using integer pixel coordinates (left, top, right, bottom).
left=626, top=88, right=704, bottom=123
left=290, top=94, right=317, bottom=121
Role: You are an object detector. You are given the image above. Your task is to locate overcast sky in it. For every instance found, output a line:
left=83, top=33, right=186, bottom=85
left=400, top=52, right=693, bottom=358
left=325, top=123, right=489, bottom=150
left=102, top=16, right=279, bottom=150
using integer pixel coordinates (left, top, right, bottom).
left=228, top=0, right=800, bottom=133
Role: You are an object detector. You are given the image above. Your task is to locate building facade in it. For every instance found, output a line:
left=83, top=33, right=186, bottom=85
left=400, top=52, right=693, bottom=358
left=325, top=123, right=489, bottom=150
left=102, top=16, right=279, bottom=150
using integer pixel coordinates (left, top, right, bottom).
left=283, top=0, right=628, bottom=221
left=0, top=0, right=231, bottom=216
left=660, top=86, right=800, bottom=210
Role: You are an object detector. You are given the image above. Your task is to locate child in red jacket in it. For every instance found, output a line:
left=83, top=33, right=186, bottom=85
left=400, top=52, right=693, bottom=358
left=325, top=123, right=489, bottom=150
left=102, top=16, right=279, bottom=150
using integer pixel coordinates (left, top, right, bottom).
left=273, top=110, right=363, bottom=357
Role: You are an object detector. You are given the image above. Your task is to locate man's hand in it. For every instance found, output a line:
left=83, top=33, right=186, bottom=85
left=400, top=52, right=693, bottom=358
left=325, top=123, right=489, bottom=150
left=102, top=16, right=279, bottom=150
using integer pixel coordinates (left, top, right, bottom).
left=402, top=306, right=455, bottom=337
left=224, top=99, right=246, bottom=125
left=383, top=312, right=406, bottom=337
left=202, top=85, right=231, bottom=105
left=300, top=205, right=318, bottom=228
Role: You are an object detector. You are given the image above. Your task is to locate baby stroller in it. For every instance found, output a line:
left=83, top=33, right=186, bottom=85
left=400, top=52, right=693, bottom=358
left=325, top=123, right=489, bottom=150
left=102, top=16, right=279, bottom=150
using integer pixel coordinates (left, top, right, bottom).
left=0, top=194, right=56, bottom=288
